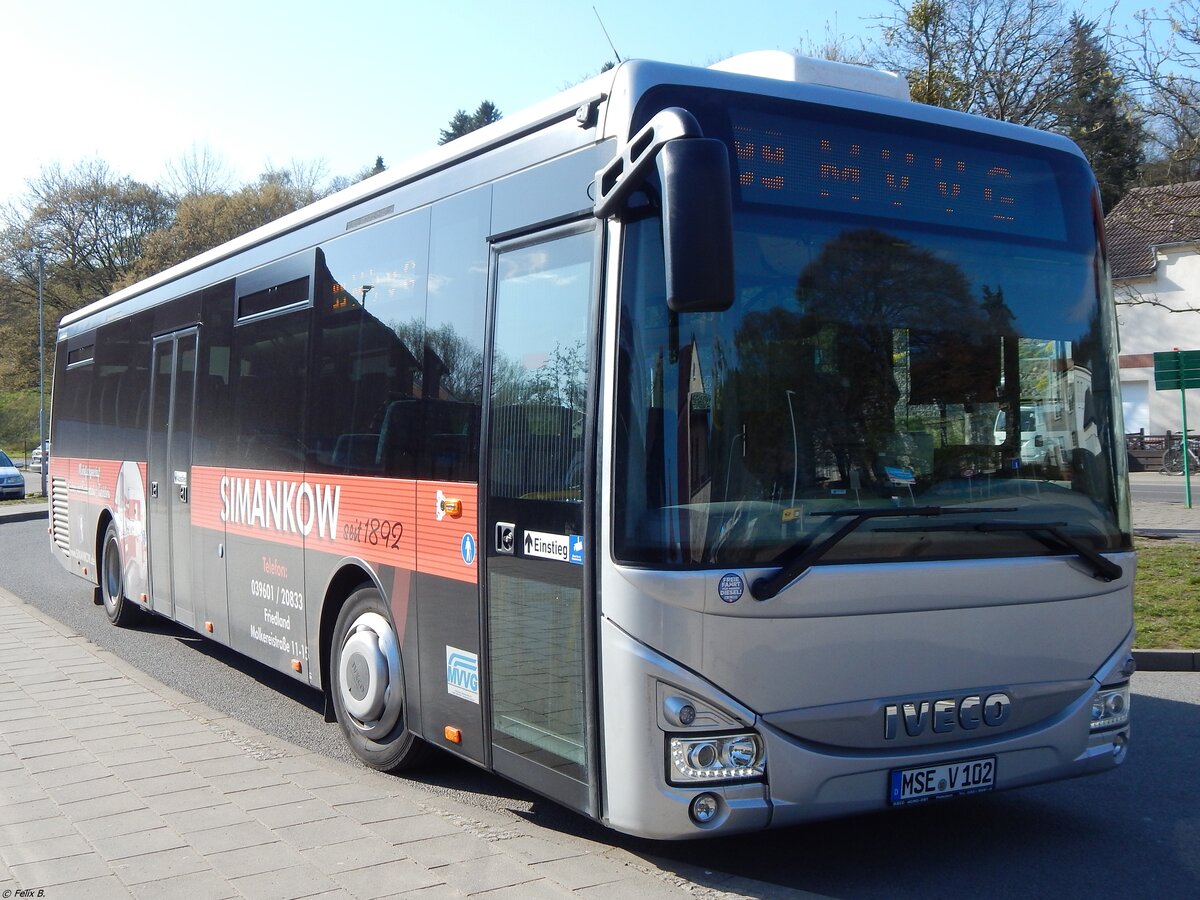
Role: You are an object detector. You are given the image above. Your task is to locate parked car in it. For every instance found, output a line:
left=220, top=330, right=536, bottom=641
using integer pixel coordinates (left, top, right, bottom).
left=29, top=443, right=48, bottom=472
left=0, top=451, right=26, bottom=501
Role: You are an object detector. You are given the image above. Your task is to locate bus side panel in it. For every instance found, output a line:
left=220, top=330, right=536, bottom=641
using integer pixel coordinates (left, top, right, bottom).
left=216, top=474, right=310, bottom=676
left=49, top=335, right=99, bottom=583
left=414, top=481, right=484, bottom=765
left=190, top=283, right=235, bottom=647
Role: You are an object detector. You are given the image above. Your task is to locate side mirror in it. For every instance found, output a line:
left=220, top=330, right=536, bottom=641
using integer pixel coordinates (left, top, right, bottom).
left=657, top=139, right=735, bottom=312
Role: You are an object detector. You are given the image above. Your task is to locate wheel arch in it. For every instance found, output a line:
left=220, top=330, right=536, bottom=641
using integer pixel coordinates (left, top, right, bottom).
left=93, top=507, right=116, bottom=591
left=317, top=561, right=383, bottom=719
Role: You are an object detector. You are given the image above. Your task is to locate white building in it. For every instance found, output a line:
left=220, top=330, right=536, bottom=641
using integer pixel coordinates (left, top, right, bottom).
left=1105, top=182, right=1200, bottom=435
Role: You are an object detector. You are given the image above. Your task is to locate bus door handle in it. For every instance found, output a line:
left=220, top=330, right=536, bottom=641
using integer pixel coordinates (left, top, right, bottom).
left=150, top=482, right=159, bottom=499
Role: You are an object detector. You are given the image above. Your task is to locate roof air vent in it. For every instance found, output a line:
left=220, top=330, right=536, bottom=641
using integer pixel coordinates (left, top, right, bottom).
left=709, top=50, right=910, bottom=102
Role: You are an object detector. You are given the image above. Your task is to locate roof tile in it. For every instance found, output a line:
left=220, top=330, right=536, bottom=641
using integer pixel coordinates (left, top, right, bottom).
left=1105, top=181, right=1200, bottom=280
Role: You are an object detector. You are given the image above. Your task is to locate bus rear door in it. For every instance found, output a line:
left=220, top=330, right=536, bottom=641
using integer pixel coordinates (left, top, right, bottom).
left=147, top=328, right=198, bottom=625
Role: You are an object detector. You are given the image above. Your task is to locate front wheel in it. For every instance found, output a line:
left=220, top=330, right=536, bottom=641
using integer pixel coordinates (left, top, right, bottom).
left=329, top=586, right=433, bottom=772
left=1161, top=447, right=1183, bottom=475
left=99, top=522, right=139, bottom=626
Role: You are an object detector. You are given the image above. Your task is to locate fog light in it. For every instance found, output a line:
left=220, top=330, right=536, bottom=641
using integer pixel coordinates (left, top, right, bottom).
left=690, top=792, right=720, bottom=825
left=1113, top=732, right=1128, bottom=764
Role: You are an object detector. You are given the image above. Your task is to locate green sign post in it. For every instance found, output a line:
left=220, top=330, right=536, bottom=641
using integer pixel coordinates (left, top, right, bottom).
left=1153, top=349, right=1200, bottom=508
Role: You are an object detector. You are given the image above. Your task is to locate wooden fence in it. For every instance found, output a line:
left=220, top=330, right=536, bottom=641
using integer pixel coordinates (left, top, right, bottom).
left=1125, top=431, right=1173, bottom=471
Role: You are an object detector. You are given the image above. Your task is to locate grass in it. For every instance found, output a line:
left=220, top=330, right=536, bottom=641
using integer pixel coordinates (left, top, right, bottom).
left=1134, top=540, right=1200, bottom=649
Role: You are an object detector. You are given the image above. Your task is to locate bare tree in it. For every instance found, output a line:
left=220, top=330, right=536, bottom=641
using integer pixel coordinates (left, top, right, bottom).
left=126, top=163, right=332, bottom=286
left=1123, top=0, right=1200, bottom=184
left=794, top=18, right=875, bottom=65
left=876, top=0, right=1076, bottom=127
left=163, top=144, right=234, bottom=198
left=0, top=160, right=174, bottom=315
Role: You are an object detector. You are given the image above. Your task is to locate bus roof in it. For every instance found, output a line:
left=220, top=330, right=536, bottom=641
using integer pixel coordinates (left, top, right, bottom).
left=61, top=52, right=1087, bottom=333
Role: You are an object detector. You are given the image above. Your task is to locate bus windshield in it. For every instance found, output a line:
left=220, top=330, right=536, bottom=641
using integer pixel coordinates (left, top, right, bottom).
left=614, top=91, right=1129, bottom=569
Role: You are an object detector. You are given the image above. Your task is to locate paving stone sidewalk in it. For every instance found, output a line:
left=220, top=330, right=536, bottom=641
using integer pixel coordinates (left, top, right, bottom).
left=0, top=587, right=779, bottom=900
left=1129, top=472, right=1200, bottom=539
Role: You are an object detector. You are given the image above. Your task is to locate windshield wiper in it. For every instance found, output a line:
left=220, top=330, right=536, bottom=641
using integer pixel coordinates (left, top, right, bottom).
left=749, top=506, right=1018, bottom=601
left=873, top=520, right=1124, bottom=583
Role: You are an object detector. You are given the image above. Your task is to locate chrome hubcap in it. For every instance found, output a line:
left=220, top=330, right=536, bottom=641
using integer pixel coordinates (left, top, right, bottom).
left=337, top=611, right=402, bottom=738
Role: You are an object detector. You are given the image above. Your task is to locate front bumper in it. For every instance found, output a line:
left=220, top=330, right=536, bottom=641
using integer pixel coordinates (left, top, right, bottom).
left=599, top=619, right=1129, bottom=839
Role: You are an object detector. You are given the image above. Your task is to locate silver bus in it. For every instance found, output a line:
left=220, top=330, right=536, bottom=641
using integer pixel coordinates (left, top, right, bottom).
left=49, top=51, right=1134, bottom=839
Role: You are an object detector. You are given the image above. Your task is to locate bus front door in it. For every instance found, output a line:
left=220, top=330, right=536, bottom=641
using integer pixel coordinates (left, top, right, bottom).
left=147, top=328, right=198, bottom=626
left=483, top=225, right=598, bottom=816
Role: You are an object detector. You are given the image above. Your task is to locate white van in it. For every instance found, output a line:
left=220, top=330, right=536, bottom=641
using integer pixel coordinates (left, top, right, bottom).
left=993, top=405, right=1069, bottom=465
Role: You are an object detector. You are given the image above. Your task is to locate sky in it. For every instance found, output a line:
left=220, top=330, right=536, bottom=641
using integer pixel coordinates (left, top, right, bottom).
left=0, top=0, right=902, bottom=207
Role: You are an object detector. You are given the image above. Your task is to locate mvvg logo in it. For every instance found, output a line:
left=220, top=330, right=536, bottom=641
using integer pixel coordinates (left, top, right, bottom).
left=446, top=646, right=480, bottom=704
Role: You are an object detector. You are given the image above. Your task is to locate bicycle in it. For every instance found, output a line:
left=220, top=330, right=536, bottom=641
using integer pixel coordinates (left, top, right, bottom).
left=1160, top=435, right=1200, bottom=475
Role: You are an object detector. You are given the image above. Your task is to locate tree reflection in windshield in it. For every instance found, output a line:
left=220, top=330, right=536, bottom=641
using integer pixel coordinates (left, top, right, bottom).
left=614, top=215, right=1127, bottom=569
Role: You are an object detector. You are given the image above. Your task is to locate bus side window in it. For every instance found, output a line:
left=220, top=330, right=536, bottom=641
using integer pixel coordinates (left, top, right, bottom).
left=422, top=189, right=489, bottom=482
left=231, top=310, right=310, bottom=470
left=309, top=212, right=430, bottom=474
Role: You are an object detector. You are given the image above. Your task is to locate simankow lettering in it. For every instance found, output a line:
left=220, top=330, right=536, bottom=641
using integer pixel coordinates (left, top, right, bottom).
left=220, top=476, right=341, bottom=539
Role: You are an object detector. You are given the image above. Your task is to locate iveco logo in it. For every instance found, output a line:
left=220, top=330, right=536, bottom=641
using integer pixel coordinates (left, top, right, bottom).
left=884, top=692, right=1012, bottom=740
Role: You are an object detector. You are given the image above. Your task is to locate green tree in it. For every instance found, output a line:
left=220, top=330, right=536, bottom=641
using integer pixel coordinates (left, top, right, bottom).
left=127, top=165, right=331, bottom=284
left=0, top=161, right=174, bottom=394
left=1054, top=15, right=1143, bottom=210
left=438, top=101, right=503, bottom=145
left=0, top=160, right=174, bottom=314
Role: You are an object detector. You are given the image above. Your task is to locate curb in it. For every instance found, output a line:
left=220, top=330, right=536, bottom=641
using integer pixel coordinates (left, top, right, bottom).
left=1132, top=649, right=1200, bottom=672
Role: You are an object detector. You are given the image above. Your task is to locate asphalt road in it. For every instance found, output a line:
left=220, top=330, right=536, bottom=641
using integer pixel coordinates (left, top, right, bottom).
left=1132, top=473, right=1196, bottom=504
left=1, top=510, right=1197, bottom=898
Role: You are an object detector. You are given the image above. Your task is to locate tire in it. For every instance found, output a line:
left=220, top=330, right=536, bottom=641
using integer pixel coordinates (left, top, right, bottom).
left=99, top=522, right=139, bottom=626
left=1161, top=448, right=1182, bottom=475
left=329, top=586, right=433, bottom=772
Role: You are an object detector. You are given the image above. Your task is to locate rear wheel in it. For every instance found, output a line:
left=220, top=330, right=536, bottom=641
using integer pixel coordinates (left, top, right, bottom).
left=1162, top=447, right=1182, bottom=475
left=99, top=522, right=139, bottom=626
left=330, top=586, right=433, bottom=772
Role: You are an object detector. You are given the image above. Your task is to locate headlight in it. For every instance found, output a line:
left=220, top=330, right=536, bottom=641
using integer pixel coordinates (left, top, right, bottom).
left=669, top=733, right=764, bottom=784
left=1090, top=685, right=1130, bottom=731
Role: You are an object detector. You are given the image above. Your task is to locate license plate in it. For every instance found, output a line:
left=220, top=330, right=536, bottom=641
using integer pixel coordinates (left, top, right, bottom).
left=889, top=756, right=996, bottom=805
